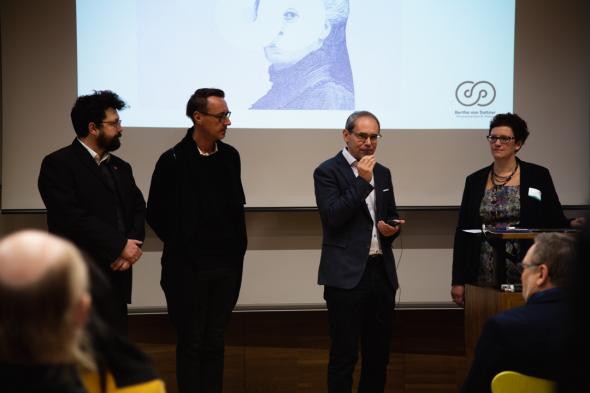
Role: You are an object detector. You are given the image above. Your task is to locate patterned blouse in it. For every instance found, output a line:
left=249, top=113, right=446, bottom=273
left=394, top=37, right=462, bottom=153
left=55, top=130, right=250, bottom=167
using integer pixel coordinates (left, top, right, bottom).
left=478, top=185, right=522, bottom=286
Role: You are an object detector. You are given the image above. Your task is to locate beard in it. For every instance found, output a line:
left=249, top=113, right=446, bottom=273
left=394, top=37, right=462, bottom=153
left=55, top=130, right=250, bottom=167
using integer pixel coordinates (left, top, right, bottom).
left=96, top=131, right=121, bottom=152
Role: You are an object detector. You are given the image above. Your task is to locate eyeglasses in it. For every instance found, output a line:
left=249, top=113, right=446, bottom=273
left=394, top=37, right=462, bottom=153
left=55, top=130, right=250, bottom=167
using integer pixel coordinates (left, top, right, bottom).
left=101, top=119, right=122, bottom=127
left=519, top=262, right=540, bottom=272
left=350, top=131, right=382, bottom=142
left=487, top=135, right=515, bottom=144
left=200, top=111, right=231, bottom=122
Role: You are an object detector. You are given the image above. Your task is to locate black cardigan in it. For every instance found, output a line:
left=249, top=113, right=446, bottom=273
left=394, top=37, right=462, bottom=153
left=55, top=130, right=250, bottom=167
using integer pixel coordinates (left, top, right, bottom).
left=452, top=158, right=568, bottom=285
left=146, top=128, right=247, bottom=260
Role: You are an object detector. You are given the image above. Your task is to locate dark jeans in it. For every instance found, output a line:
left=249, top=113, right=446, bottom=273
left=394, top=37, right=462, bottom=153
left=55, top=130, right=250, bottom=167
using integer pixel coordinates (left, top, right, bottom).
left=165, top=267, right=240, bottom=393
left=324, top=257, right=395, bottom=393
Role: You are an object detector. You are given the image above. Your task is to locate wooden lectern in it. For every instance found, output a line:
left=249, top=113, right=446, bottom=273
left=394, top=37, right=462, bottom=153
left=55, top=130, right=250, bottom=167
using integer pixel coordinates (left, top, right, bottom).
left=464, top=284, right=525, bottom=364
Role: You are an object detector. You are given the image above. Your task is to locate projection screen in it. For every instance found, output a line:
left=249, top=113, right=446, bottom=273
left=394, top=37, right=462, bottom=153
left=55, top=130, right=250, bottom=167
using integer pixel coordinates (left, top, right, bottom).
left=2, top=0, right=589, bottom=210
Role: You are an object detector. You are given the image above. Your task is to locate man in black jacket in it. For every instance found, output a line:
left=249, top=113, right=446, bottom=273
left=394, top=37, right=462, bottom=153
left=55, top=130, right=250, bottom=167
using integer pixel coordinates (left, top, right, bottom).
left=38, top=90, right=146, bottom=336
left=147, top=88, right=247, bottom=393
left=461, top=233, right=576, bottom=392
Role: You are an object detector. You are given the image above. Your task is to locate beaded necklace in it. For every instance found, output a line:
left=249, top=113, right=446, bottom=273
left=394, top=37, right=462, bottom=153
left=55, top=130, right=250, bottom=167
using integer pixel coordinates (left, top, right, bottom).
left=491, top=162, right=519, bottom=187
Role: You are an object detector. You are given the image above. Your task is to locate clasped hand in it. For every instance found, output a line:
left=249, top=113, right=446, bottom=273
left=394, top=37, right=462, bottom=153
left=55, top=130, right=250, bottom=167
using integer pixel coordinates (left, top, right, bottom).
left=111, top=239, right=143, bottom=271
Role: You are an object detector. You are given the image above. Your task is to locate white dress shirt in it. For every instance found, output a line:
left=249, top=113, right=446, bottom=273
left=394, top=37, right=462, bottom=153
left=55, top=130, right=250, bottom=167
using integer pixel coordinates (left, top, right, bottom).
left=342, top=148, right=382, bottom=255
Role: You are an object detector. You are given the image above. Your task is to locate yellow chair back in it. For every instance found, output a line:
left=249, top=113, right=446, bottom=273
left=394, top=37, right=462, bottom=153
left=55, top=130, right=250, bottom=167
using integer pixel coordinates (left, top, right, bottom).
left=82, top=371, right=166, bottom=393
left=491, top=371, right=555, bottom=393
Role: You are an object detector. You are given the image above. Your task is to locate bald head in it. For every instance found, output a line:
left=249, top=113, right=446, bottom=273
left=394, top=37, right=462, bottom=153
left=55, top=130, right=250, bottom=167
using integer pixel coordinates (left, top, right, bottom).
left=0, top=230, right=85, bottom=290
left=0, top=230, right=91, bottom=364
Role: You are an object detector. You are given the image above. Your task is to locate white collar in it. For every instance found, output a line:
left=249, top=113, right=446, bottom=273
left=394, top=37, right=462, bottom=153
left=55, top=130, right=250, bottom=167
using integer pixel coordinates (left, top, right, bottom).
left=341, top=147, right=357, bottom=167
left=78, top=138, right=110, bottom=165
left=197, top=142, right=218, bottom=156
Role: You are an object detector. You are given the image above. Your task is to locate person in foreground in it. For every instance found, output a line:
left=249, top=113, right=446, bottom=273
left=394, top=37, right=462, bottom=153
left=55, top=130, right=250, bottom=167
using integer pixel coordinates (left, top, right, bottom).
left=461, top=232, right=576, bottom=393
left=314, top=110, right=404, bottom=393
left=82, top=261, right=166, bottom=393
left=451, top=113, right=582, bottom=307
left=38, top=90, right=146, bottom=335
left=558, top=216, right=590, bottom=393
left=147, top=88, right=247, bottom=393
left=0, top=230, right=93, bottom=393
left=0, top=230, right=166, bottom=393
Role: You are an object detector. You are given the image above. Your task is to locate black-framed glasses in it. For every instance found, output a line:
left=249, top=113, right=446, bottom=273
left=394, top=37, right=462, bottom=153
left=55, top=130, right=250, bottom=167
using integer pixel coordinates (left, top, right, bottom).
left=350, top=131, right=382, bottom=142
left=200, top=111, right=231, bottom=122
left=487, top=135, right=515, bottom=144
left=100, top=119, right=122, bottom=127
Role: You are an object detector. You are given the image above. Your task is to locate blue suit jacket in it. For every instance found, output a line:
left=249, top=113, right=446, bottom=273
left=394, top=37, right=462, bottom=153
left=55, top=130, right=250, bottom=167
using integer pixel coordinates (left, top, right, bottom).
left=461, top=288, right=567, bottom=393
left=313, top=151, right=400, bottom=290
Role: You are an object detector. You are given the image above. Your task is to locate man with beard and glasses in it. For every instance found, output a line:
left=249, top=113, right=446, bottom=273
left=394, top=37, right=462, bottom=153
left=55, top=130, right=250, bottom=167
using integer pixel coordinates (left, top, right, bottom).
left=38, top=90, right=146, bottom=336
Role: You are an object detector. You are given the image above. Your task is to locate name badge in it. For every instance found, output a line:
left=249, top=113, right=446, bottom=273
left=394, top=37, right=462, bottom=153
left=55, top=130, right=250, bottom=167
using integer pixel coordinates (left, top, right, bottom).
left=528, top=187, right=542, bottom=201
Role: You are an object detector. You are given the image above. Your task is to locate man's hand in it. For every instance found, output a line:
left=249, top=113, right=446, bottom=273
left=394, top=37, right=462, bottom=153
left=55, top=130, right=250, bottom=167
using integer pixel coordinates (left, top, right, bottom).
left=377, top=219, right=406, bottom=237
left=111, top=257, right=132, bottom=271
left=121, top=239, right=143, bottom=264
left=451, top=285, right=465, bottom=307
left=570, top=216, right=586, bottom=228
left=357, top=155, right=376, bottom=183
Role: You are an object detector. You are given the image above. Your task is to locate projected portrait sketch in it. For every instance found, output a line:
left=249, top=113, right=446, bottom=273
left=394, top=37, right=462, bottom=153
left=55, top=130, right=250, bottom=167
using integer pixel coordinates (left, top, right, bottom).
left=250, top=0, right=354, bottom=110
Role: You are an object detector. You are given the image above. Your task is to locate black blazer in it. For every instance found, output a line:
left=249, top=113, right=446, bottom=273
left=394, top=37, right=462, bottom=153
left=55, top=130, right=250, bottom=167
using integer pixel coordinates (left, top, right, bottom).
left=314, top=151, right=400, bottom=290
left=461, top=288, right=567, bottom=393
left=452, top=158, right=568, bottom=285
left=38, top=139, right=146, bottom=302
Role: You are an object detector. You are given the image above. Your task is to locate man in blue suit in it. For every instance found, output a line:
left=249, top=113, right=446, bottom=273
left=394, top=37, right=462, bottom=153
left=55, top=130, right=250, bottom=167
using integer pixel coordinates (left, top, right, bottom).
left=461, top=232, right=576, bottom=392
left=314, top=110, right=404, bottom=393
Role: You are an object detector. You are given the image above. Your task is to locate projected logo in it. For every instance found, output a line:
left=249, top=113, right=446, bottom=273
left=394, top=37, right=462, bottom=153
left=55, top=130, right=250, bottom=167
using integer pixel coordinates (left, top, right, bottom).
left=455, top=81, right=496, bottom=107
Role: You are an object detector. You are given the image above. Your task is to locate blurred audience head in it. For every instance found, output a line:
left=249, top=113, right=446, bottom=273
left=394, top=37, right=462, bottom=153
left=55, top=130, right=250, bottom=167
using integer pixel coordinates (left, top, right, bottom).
left=0, top=230, right=93, bottom=368
left=520, top=232, right=576, bottom=300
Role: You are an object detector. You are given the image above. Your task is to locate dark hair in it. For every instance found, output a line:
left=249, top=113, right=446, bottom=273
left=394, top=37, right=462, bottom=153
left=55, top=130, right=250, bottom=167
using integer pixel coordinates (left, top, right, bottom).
left=344, top=110, right=380, bottom=132
left=489, top=112, right=529, bottom=145
left=531, top=233, right=576, bottom=288
left=70, top=91, right=126, bottom=138
left=185, top=88, right=225, bottom=121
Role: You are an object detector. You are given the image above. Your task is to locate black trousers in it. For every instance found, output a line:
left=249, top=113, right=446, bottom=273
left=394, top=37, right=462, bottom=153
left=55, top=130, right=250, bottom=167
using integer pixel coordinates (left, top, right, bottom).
left=104, top=299, right=128, bottom=337
left=164, top=266, right=240, bottom=393
left=87, top=261, right=129, bottom=337
left=324, top=256, right=395, bottom=393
